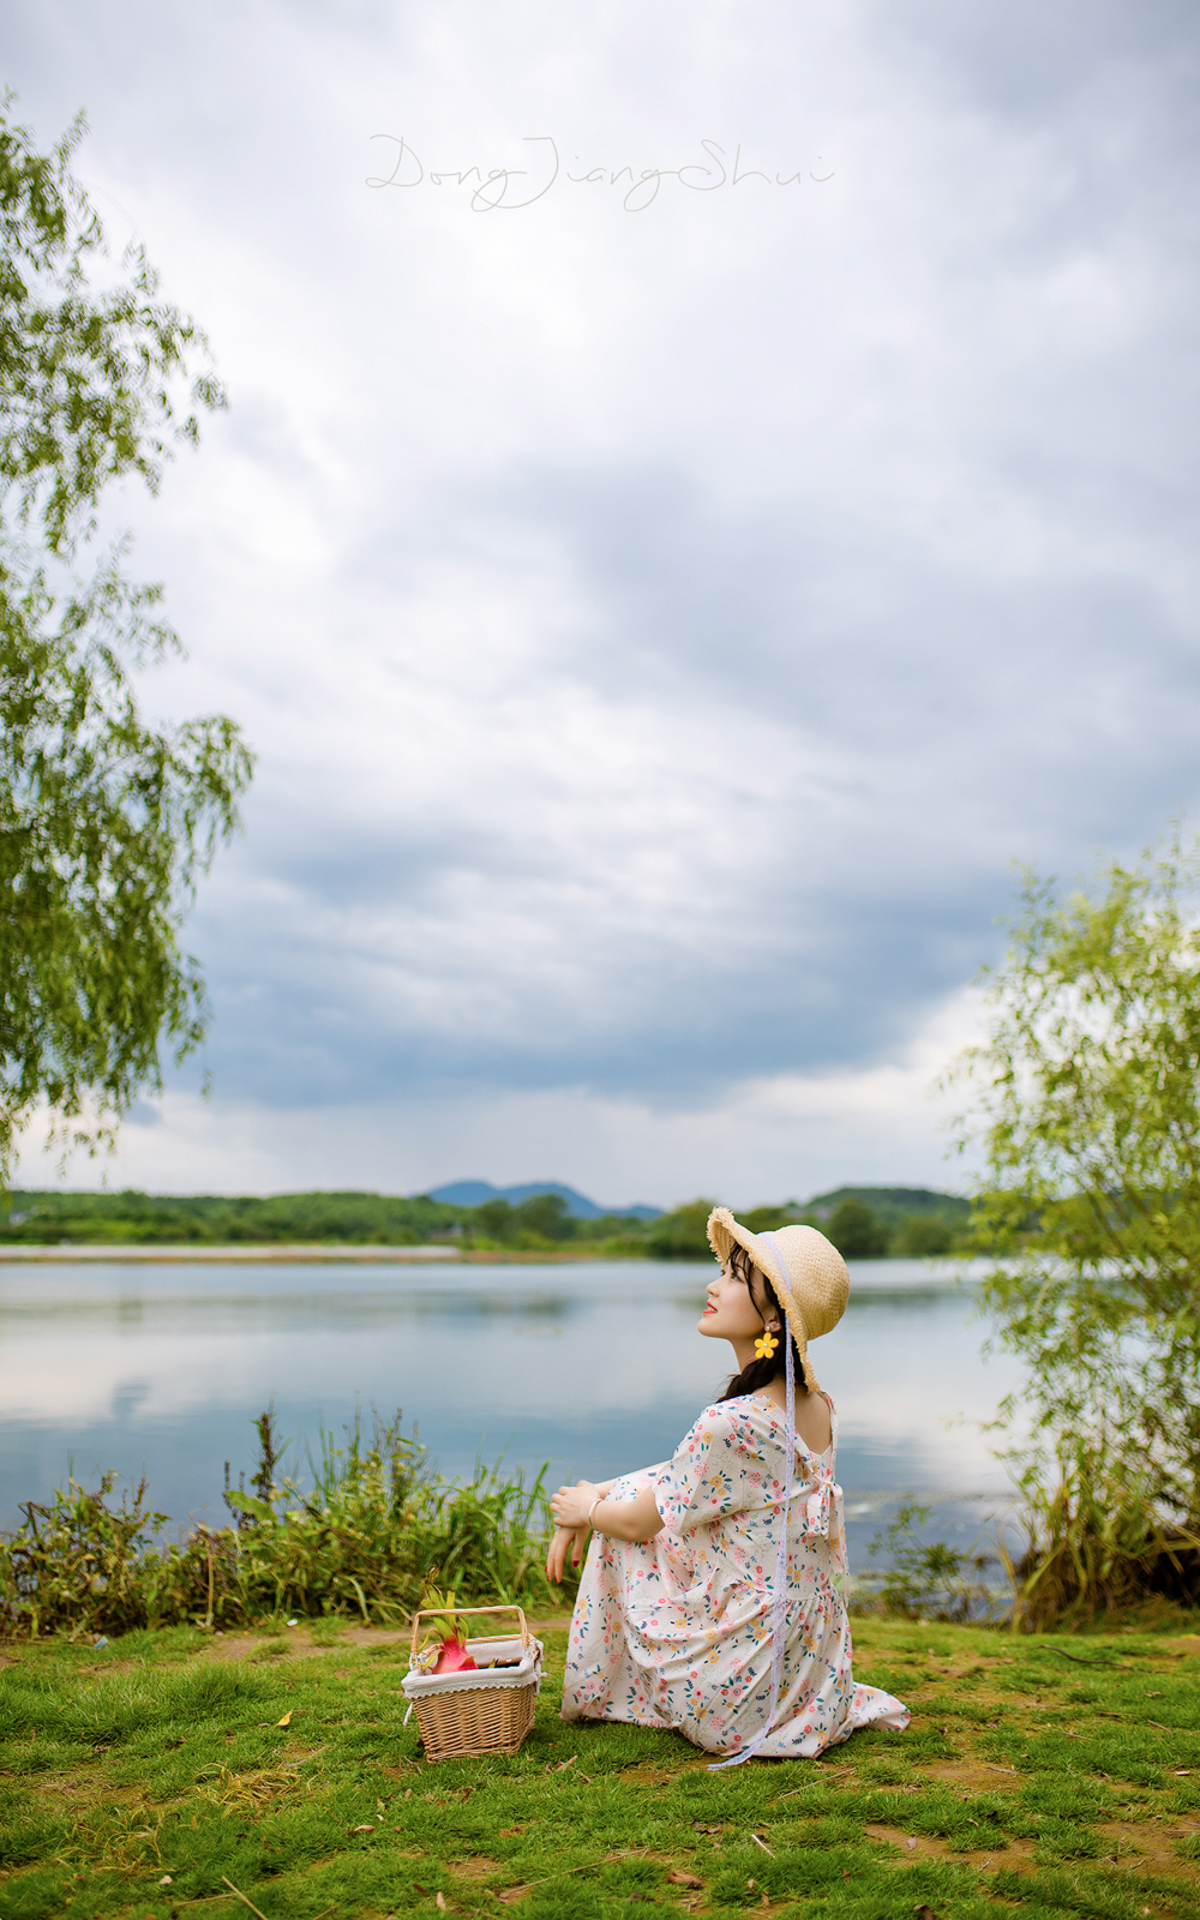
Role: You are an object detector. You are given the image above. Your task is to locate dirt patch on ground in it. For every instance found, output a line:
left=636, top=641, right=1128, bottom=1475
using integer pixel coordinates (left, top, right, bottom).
left=204, top=1626, right=404, bottom=1661
left=1, top=1616, right=574, bottom=1674
left=921, top=1759, right=1024, bottom=1790
left=199, top=1617, right=572, bottom=1664
left=864, top=1822, right=1036, bottom=1872
left=1096, top=1818, right=1200, bottom=1879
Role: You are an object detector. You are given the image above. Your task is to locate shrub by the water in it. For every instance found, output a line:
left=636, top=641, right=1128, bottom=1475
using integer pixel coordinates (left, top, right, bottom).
left=952, top=838, right=1200, bottom=1627
left=859, top=1502, right=1000, bottom=1624
left=0, top=1409, right=568, bottom=1638
left=998, top=1432, right=1200, bottom=1632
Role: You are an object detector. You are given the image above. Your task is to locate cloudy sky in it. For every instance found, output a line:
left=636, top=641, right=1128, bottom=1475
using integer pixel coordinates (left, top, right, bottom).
left=9, top=0, right=1200, bottom=1208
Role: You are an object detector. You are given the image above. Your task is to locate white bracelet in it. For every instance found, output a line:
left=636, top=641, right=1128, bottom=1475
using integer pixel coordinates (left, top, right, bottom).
left=587, top=1496, right=602, bottom=1529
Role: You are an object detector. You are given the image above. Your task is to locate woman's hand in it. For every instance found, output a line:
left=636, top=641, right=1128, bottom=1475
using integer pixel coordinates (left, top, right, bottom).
left=550, top=1479, right=600, bottom=1532
left=545, top=1524, right=588, bottom=1584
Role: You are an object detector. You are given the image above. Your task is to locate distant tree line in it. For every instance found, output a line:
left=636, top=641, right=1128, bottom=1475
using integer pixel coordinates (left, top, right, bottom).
left=645, top=1188, right=971, bottom=1261
left=0, top=1183, right=970, bottom=1256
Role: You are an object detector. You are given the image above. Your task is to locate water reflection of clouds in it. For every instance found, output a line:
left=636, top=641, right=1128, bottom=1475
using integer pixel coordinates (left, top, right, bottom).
left=0, top=1259, right=1022, bottom=1525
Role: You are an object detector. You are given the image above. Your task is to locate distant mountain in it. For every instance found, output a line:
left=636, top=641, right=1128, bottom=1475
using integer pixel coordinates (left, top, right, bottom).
left=802, top=1185, right=970, bottom=1223
left=424, top=1179, right=661, bottom=1221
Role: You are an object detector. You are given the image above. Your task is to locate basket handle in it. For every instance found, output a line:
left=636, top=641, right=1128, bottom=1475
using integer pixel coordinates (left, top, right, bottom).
left=409, top=1604, right=530, bottom=1658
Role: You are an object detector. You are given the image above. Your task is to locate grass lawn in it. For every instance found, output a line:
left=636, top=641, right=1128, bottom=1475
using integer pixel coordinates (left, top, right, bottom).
left=2, top=1611, right=1200, bottom=1919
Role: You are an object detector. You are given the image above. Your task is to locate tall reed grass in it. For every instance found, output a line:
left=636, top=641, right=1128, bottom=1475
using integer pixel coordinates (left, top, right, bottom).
left=0, top=1409, right=570, bottom=1638
left=999, top=1434, right=1200, bottom=1632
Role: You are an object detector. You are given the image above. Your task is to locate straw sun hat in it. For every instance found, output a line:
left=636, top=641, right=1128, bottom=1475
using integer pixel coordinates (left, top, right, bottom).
left=706, top=1206, right=849, bottom=1392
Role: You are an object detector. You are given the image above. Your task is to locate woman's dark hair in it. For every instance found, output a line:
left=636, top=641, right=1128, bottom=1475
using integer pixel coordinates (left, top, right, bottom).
left=718, top=1244, right=808, bottom=1401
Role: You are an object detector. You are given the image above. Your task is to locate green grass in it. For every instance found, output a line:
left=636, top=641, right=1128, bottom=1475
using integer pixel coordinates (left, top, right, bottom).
left=2, top=1613, right=1200, bottom=1917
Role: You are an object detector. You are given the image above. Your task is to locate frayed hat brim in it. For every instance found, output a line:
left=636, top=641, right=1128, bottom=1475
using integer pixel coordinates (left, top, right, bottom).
left=706, top=1206, right=850, bottom=1394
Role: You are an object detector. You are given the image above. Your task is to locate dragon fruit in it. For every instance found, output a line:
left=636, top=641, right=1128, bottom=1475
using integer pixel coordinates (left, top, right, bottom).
left=419, top=1588, right=477, bottom=1673
left=432, top=1639, right=477, bottom=1674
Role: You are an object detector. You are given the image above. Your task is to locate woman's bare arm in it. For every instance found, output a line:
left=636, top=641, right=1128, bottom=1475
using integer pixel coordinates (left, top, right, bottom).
left=550, top=1479, right=663, bottom=1543
left=590, top=1485, right=663, bottom=1542
left=544, top=1477, right=657, bottom=1581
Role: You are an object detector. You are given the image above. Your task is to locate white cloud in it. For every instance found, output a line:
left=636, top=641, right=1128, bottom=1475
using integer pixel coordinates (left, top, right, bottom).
left=6, top=0, right=1199, bottom=1194
left=13, top=987, right=984, bottom=1206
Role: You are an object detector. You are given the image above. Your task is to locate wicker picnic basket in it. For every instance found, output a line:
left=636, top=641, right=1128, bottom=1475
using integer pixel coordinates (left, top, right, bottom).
left=401, top=1605, right=544, bottom=1761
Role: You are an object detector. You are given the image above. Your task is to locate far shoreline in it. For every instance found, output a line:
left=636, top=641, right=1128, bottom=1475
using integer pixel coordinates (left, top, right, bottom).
left=0, top=1241, right=658, bottom=1264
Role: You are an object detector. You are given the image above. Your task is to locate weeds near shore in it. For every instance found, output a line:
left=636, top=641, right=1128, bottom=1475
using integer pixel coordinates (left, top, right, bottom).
left=998, top=1433, right=1200, bottom=1633
left=0, top=1408, right=569, bottom=1638
left=859, top=1502, right=1001, bottom=1624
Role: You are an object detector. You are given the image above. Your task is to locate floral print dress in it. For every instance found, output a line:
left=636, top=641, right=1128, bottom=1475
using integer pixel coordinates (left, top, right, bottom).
left=560, top=1392, right=909, bottom=1758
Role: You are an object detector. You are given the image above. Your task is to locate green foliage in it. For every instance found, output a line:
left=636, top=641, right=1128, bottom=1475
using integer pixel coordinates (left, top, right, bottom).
left=807, top=1184, right=972, bottom=1229
left=0, top=1183, right=976, bottom=1254
left=647, top=1196, right=717, bottom=1259
left=825, top=1197, right=892, bottom=1258
left=738, top=1204, right=804, bottom=1232
left=952, top=836, right=1200, bottom=1626
left=895, top=1213, right=955, bottom=1255
left=515, top=1191, right=576, bottom=1240
left=647, top=1189, right=971, bottom=1262
left=860, top=1501, right=998, bottom=1623
left=0, top=97, right=252, bottom=1182
left=472, top=1191, right=579, bottom=1245
left=0, top=1184, right=656, bottom=1249
left=0, top=1469, right=170, bottom=1639
left=0, top=1408, right=569, bottom=1637
left=0, top=1185, right=470, bottom=1244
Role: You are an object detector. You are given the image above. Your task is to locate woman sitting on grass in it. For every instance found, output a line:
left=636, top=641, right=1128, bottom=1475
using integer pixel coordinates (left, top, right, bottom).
left=547, top=1206, right=909, bottom=1762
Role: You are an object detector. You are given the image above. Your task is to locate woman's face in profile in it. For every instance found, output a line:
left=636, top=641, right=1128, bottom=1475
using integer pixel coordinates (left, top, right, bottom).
left=698, top=1258, right=772, bottom=1347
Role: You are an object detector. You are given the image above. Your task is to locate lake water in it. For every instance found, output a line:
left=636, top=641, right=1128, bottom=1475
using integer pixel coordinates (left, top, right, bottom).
left=0, top=1256, right=1024, bottom=1576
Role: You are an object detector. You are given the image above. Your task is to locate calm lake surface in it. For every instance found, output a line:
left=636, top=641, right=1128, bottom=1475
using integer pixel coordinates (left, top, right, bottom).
left=0, top=1257, right=1023, bottom=1574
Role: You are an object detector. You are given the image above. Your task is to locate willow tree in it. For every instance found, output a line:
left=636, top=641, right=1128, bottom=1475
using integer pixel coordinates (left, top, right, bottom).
left=952, top=838, right=1200, bottom=1624
left=0, top=99, right=253, bottom=1181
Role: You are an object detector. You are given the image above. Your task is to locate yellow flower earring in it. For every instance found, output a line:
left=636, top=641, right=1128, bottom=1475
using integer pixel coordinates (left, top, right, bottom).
left=754, top=1326, right=780, bottom=1361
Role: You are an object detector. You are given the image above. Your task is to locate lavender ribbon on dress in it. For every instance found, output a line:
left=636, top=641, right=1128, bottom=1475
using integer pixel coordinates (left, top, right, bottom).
left=801, top=1475, right=847, bottom=1577
left=707, top=1230, right=796, bottom=1770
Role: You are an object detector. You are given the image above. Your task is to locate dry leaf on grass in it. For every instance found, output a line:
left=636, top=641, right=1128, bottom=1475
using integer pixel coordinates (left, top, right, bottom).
left=275, top=1709, right=293, bottom=1726
left=200, top=1766, right=303, bottom=1814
